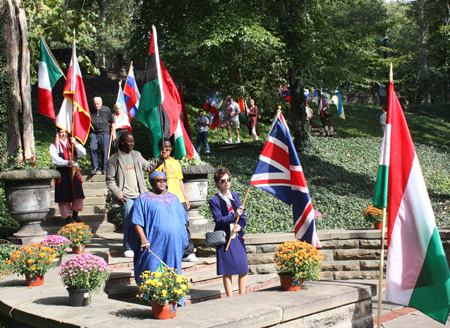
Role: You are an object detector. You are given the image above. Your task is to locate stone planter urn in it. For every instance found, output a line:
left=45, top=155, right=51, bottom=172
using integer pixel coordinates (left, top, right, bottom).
left=0, top=169, right=60, bottom=244
left=182, top=165, right=215, bottom=225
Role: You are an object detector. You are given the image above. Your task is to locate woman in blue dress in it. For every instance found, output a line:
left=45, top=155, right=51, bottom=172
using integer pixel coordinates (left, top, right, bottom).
left=125, top=171, right=188, bottom=304
left=209, top=167, right=248, bottom=296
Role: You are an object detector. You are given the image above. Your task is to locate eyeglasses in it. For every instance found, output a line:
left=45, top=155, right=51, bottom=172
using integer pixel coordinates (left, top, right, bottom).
left=220, top=178, right=231, bottom=183
left=153, top=179, right=167, bottom=183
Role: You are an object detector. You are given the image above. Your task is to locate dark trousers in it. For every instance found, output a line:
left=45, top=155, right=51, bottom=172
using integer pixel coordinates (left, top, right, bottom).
left=181, top=202, right=195, bottom=257
left=196, top=131, right=210, bottom=152
left=89, top=133, right=110, bottom=171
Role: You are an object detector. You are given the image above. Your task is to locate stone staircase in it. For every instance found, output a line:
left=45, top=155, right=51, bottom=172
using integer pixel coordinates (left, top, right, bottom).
left=94, top=233, right=278, bottom=305
left=42, top=170, right=115, bottom=235
left=105, top=254, right=278, bottom=305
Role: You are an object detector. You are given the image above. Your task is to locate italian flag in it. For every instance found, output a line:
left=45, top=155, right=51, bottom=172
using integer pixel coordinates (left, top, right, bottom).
left=373, top=69, right=450, bottom=324
left=136, top=26, right=181, bottom=157
left=38, top=35, right=64, bottom=120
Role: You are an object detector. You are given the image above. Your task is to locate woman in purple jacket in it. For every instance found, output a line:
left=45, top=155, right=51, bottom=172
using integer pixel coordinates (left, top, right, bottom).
left=209, top=167, right=248, bottom=296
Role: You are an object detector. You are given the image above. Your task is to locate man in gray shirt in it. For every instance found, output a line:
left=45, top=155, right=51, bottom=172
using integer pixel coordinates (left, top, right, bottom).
left=195, top=110, right=210, bottom=154
left=106, top=132, right=164, bottom=258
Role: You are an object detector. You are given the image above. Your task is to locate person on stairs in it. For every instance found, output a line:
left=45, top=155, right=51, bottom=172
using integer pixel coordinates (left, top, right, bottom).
left=50, top=129, right=86, bottom=224
left=106, top=132, right=164, bottom=258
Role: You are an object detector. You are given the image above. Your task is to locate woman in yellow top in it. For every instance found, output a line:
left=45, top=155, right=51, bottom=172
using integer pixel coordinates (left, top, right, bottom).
left=153, top=138, right=198, bottom=262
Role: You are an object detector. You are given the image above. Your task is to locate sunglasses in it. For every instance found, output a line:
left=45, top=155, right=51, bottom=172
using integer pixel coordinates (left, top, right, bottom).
left=153, top=178, right=167, bottom=183
left=220, top=177, right=231, bottom=183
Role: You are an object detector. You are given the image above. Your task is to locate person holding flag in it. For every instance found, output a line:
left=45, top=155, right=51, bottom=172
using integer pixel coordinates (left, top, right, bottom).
left=50, top=129, right=86, bottom=224
left=209, top=167, right=249, bottom=297
left=106, top=132, right=164, bottom=258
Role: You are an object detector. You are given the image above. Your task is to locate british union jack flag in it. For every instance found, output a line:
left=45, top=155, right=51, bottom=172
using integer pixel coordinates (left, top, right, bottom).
left=250, top=111, right=321, bottom=248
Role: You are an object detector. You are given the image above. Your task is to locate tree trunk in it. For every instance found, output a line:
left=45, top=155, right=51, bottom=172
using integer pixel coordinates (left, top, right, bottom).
left=278, top=0, right=310, bottom=152
left=418, top=0, right=431, bottom=104
left=1, top=0, right=35, bottom=164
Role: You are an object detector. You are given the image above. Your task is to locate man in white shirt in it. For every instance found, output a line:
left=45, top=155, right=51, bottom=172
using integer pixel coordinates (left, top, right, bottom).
left=226, top=97, right=241, bottom=144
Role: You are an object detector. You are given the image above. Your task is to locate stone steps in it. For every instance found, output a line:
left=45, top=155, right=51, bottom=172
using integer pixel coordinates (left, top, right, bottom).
left=104, top=251, right=278, bottom=305
left=44, top=169, right=114, bottom=235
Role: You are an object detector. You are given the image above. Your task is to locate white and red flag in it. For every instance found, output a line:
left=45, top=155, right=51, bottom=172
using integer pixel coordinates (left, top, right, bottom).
left=373, top=66, right=450, bottom=324
left=38, top=35, right=64, bottom=120
left=55, top=37, right=91, bottom=145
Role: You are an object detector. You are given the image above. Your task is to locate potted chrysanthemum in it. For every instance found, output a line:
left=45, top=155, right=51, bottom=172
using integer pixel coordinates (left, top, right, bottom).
left=6, top=243, right=57, bottom=286
left=40, top=235, right=72, bottom=264
left=57, top=222, right=93, bottom=253
left=274, top=240, right=323, bottom=291
left=137, top=266, right=190, bottom=319
left=59, top=254, right=110, bottom=306
left=363, top=205, right=383, bottom=229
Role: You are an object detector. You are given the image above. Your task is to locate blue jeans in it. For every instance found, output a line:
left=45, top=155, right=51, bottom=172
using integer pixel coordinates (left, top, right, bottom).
left=196, top=131, right=210, bottom=152
left=89, top=133, right=110, bottom=171
left=121, top=197, right=135, bottom=251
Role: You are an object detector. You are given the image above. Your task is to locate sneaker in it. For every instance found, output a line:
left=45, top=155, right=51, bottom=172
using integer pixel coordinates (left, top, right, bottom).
left=124, top=250, right=134, bottom=258
left=235, top=139, right=241, bottom=144
left=101, top=170, right=106, bottom=175
left=183, top=253, right=199, bottom=262
left=205, top=150, right=211, bottom=154
left=225, top=139, right=232, bottom=144
left=91, top=167, right=99, bottom=175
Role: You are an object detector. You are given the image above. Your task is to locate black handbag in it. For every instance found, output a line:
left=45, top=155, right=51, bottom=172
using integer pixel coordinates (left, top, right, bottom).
left=205, top=230, right=226, bottom=247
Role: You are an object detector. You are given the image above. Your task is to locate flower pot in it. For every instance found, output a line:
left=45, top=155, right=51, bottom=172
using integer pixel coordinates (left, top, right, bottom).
left=72, top=244, right=85, bottom=254
left=68, top=288, right=91, bottom=306
left=279, top=274, right=302, bottom=291
left=150, top=300, right=177, bottom=319
left=25, top=273, right=44, bottom=287
left=54, top=257, right=62, bottom=267
left=374, top=221, right=383, bottom=230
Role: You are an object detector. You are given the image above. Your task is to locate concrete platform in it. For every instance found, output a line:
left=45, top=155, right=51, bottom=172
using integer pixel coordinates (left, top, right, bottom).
left=0, top=270, right=375, bottom=327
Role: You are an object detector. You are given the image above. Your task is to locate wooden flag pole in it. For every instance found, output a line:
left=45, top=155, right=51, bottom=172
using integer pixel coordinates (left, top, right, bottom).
left=376, top=63, right=393, bottom=328
left=376, top=207, right=387, bottom=328
left=224, top=184, right=252, bottom=252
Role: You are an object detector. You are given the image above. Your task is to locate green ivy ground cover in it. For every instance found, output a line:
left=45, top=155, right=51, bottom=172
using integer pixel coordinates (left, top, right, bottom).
left=1, top=101, right=449, bottom=235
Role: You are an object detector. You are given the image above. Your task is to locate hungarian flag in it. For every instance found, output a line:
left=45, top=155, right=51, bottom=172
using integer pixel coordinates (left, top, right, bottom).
left=38, top=35, right=64, bottom=120
left=373, top=68, right=450, bottom=324
left=178, top=83, right=192, bottom=139
left=123, top=63, right=141, bottom=118
left=55, top=38, right=91, bottom=145
left=136, top=26, right=181, bottom=157
left=173, top=118, right=196, bottom=160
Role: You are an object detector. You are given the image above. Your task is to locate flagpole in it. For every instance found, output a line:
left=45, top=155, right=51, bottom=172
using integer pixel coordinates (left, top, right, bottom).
left=70, top=30, right=76, bottom=172
left=376, top=63, right=393, bottom=328
left=225, top=184, right=251, bottom=252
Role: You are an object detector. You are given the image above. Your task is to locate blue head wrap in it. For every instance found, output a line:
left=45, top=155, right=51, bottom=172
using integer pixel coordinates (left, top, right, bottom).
left=150, top=171, right=167, bottom=181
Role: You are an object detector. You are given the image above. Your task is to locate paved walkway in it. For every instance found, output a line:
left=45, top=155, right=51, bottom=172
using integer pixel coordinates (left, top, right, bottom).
left=370, top=280, right=450, bottom=327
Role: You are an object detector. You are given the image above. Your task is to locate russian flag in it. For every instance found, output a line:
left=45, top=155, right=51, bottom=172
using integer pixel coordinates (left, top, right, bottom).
left=123, top=63, right=141, bottom=118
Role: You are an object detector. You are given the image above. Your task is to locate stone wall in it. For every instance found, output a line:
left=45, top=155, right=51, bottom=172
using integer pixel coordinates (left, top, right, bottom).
left=194, top=228, right=450, bottom=280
